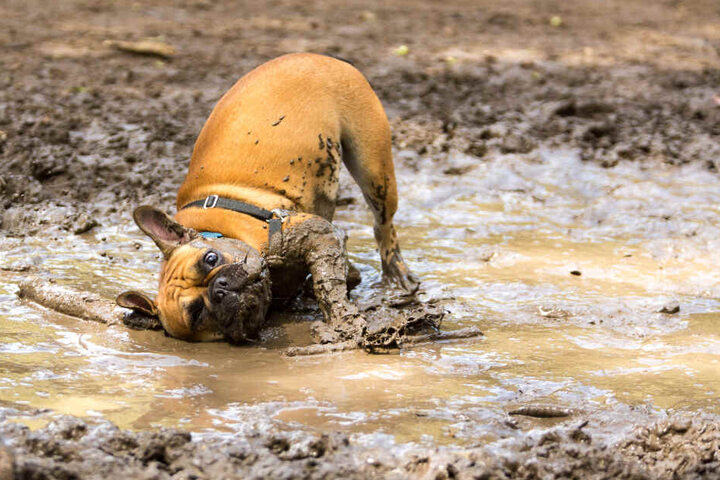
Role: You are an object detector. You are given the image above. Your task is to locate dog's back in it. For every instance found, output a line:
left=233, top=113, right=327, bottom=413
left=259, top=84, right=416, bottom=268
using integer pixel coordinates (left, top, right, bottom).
left=177, top=53, right=389, bottom=221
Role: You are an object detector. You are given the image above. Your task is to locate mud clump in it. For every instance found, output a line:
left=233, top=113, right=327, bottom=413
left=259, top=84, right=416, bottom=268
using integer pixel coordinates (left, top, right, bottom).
left=620, top=417, right=720, bottom=478
left=359, top=298, right=445, bottom=351
left=2, top=413, right=720, bottom=479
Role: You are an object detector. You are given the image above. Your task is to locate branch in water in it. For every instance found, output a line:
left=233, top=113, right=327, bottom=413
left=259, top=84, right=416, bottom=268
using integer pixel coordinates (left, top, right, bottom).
left=507, top=404, right=577, bottom=418
left=17, top=276, right=126, bottom=325
left=284, top=340, right=358, bottom=357
left=284, top=327, right=483, bottom=357
left=397, top=326, right=484, bottom=346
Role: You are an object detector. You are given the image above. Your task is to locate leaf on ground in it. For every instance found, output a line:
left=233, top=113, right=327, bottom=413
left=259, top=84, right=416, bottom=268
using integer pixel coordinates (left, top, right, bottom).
left=104, top=39, right=176, bottom=59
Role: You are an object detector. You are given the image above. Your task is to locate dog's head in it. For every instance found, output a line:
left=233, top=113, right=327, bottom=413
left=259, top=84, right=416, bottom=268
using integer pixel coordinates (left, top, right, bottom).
left=116, top=206, right=271, bottom=343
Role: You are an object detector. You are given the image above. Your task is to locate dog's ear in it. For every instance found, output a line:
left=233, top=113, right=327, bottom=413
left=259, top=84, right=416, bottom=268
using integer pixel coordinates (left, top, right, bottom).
left=116, top=290, right=158, bottom=317
left=133, top=206, right=197, bottom=258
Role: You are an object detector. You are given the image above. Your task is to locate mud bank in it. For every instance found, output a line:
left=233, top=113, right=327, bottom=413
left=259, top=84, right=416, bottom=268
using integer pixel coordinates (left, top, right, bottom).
left=1, top=408, right=719, bottom=479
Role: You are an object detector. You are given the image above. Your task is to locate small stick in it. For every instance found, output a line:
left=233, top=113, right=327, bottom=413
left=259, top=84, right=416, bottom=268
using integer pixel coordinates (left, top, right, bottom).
left=397, top=326, right=483, bottom=346
left=17, top=276, right=126, bottom=325
left=507, top=404, right=576, bottom=418
left=284, top=340, right=357, bottom=357
left=285, top=327, right=484, bottom=357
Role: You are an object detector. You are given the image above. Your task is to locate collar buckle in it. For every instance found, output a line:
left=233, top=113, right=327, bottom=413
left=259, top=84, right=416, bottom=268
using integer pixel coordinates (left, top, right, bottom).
left=203, top=195, right=219, bottom=209
left=271, top=208, right=289, bottom=223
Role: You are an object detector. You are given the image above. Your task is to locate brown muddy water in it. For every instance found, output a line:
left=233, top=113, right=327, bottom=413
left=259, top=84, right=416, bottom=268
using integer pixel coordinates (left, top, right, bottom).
left=1, top=149, right=720, bottom=449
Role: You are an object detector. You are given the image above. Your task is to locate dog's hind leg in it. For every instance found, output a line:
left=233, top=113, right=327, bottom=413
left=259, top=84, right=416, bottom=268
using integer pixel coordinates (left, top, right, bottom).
left=340, top=100, right=420, bottom=294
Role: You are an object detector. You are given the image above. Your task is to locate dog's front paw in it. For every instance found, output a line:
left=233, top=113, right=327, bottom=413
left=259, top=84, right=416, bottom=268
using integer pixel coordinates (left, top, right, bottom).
left=311, top=312, right=367, bottom=345
left=383, top=259, right=421, bottom=295
left=311, top=321, right=341, bottom=344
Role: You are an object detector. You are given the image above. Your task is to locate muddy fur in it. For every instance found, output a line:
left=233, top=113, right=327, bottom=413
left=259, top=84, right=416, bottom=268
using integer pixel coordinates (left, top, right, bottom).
left=213, top=262, right=272, bottom=343
left=266, top=216, right=365, bottom=343
left=269, top=215, right=447, bottom=348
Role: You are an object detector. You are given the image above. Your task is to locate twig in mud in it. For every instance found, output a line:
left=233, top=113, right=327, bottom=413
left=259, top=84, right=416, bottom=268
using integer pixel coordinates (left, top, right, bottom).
left=284, top=340, right=357, bottom=357
left=387, top=294, right=420, bottom=308
left=284, top=327, right=483, bottom=357
left=396, top=326, right=483, bottom=346
left=17, top=275, right=126, bottom=325
left=507, top=404, right=577, bottom=418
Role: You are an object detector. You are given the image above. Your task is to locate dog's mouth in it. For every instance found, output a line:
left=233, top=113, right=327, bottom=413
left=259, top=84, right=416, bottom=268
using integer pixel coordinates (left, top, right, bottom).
left=207, top=262, right=271, bottom=343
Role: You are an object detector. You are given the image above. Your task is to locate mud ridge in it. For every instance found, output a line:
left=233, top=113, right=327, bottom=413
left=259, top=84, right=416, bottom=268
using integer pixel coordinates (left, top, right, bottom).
left=2, top=412, right=719, bottom=479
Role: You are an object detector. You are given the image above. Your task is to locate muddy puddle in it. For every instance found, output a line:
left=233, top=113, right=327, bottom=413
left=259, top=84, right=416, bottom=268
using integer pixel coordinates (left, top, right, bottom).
left=2, top=148, right=720, bottom=450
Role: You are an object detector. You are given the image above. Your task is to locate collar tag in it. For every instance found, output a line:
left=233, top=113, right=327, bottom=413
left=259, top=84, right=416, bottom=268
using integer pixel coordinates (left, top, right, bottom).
left=200, top=231, right=223, bottom=239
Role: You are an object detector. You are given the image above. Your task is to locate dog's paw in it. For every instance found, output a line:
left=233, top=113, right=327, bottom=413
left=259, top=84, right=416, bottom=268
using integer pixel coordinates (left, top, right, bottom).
left=310, top=321, right=340, bottom=344
left=311, top=312, right=367, bottom=345
left=383, top=265, right=421, bottom=295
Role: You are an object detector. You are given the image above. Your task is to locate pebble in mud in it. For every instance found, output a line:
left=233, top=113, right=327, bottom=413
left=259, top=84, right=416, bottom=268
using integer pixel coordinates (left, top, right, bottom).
left=658, top=301, right=680, bottom=314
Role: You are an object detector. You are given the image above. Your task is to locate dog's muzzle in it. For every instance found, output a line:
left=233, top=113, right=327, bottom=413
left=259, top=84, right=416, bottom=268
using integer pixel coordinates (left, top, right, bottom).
left=208, top=262, right=271, bottom=343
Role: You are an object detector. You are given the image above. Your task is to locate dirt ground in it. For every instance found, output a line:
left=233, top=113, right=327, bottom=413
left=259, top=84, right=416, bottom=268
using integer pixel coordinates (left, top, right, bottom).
left=3, top=405, right=720, bottom=479
left=2, top=0, right=720, bottom=478
left=1, top=0, right=719, bottom=235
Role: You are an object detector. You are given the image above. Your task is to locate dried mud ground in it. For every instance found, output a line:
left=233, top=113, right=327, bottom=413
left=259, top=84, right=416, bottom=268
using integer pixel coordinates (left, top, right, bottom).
left=2, top=0, right=720, bottom=478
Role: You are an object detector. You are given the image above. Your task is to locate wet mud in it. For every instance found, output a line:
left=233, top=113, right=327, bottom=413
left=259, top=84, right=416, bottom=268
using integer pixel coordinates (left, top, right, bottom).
left=2, top=409, right=720, bottom=479
left=2, top=0, right=720, bottom=478
left=1, top=1, right=718, bottom=234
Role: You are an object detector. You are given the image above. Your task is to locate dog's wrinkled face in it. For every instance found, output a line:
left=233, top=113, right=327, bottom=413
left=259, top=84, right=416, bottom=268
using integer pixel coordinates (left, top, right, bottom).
left=117, top=206, right=271, bottom=343
left=154, top=237, right=271, bottom=342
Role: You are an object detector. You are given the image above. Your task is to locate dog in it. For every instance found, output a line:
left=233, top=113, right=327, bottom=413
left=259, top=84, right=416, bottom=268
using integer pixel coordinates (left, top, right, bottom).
left=116, top=53, right=419, bottom=343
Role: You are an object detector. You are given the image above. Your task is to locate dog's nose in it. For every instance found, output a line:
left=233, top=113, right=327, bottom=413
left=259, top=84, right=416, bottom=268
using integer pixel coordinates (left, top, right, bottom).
left=211, top=276, right=230, bottom=303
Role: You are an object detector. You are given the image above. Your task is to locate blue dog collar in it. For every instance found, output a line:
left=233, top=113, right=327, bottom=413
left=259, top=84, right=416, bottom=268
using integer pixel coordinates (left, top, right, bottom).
left=200, top=231, right=223, bottom=239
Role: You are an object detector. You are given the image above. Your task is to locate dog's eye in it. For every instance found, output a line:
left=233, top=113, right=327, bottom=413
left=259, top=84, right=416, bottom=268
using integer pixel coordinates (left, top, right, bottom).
left=204, top=251, right=219, bottom=267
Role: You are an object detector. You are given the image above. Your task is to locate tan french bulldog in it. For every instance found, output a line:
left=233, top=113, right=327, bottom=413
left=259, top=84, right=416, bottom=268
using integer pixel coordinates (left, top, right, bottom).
left=116, top=53, right=419, bottom=343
